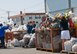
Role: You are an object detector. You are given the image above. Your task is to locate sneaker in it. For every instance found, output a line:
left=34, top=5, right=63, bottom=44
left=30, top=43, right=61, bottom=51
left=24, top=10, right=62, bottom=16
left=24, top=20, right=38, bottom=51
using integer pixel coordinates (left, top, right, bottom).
left=1, top=46, right=7, bottom=49
left=22, top=46, right=26, bottom=48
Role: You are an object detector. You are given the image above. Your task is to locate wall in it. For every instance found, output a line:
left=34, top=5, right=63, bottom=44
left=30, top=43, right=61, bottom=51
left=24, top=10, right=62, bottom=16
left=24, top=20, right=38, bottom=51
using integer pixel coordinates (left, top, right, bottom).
left=12, top=14, right=44, bottom=27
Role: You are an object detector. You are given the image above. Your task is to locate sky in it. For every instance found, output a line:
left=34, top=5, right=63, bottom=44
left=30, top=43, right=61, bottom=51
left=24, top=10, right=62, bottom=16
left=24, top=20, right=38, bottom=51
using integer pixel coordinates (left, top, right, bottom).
left=46, top=0, right=77, bottom=12
left=0, top=0, right=44, bottom=18
left=0, top=0, right=77, bottom=18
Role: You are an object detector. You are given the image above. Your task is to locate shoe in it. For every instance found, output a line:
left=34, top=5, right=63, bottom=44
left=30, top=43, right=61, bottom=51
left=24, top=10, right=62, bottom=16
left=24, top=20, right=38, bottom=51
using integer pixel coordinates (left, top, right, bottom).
left=1, top=46, right=7, bottom=49
left=22, top=46, right=26, bottom=48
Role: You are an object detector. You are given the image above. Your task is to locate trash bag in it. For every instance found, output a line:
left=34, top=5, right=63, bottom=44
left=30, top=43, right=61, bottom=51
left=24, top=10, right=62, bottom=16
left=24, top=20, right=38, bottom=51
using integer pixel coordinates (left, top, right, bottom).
left=19, top=39, right=25, bottom=46
left=19, top=34, right=31, bottom=47
left=11, top=38, right=20, bottom=47
left=28, top=33, right=35, bottom=47
left=70, top=37, right=77, bottom=43
left=64, top=40, right=74, bottom=51
left=23, top=34, right=31, bottom=39
left=72, top=43, right=77, bottom=52
left=6, top=39, right=14, bottom=48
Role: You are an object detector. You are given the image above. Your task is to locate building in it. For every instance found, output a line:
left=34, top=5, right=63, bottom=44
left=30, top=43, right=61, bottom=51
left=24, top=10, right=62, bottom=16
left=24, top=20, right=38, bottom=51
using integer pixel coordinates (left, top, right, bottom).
left=10, top=13, right=45, bottom=26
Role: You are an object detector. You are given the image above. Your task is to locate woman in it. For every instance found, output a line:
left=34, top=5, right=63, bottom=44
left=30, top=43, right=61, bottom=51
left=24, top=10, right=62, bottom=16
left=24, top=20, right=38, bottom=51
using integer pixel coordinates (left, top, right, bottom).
left=60, top=16, right=70, bottom=50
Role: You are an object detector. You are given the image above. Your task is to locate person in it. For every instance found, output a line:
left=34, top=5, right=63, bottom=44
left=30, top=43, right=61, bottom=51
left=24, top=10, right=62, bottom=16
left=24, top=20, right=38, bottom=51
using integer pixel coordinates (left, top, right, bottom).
left=60, top=16, right=70, bottom=50
left=21, top=21, right=36, bottom=48
left=32, top=21, right=36, bottom=33
left=27, top=21, right=33, bottom=34
left=0, top=23, right=10, bottom=48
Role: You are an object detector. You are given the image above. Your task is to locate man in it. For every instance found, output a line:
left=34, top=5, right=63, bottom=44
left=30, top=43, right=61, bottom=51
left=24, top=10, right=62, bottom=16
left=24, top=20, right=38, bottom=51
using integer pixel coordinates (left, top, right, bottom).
left=27, top=21, right=33, bottom=34
left=32, top=21, right=36, bottom=33
left=0, top=23, right=10, bottom=48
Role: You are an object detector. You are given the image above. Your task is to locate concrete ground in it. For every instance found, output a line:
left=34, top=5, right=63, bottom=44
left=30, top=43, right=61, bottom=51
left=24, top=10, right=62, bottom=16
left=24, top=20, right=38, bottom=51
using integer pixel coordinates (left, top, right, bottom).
left=0, top=47, right=60, bottom=54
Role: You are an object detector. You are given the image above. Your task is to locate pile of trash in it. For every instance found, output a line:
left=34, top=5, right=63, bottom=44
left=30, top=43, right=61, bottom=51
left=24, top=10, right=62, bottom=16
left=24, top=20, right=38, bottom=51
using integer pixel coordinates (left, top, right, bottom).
left=64, top=37, right=77, bottom=52
left=5, top=33, right=35, bottom=48
left=19, top=33, right=35, bottom=48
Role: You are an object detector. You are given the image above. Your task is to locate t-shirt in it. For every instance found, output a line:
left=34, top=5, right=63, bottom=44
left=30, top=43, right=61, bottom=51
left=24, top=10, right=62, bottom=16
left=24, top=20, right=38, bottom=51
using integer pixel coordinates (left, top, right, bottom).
left=60, top=19, right=69, bottom=30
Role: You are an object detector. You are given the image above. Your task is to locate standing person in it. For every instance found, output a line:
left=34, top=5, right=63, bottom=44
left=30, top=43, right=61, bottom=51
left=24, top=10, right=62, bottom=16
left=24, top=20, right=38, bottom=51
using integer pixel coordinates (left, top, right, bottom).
left=32, top=21, right=36, bottom=33
left=60, top=16, right=70, bottom=50
left=0, top=23, right=10, bottom=48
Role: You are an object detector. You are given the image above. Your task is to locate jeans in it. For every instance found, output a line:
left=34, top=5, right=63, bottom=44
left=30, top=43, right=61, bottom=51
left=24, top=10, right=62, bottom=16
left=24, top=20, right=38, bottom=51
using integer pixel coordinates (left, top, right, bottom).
left=0, top=37, right=5, bottom=47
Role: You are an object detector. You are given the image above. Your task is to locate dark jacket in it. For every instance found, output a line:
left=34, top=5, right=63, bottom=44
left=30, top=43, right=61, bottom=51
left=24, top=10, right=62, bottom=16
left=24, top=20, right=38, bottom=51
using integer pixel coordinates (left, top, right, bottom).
left=60, top=18, right=69, bottom=30
left=32, top=24, right=36, bottom=33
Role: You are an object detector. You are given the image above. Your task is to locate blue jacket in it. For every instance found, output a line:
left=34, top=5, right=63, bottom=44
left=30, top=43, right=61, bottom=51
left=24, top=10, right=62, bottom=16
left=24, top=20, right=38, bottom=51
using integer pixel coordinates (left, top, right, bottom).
left=0, top=26, right=9, bottom=37
left=27, top=25, right=33, bottom=34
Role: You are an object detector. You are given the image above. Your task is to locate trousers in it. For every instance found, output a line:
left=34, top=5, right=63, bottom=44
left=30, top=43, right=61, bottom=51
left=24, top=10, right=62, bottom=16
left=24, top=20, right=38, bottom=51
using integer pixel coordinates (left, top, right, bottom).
left=0, top=37, right=5, bottom=47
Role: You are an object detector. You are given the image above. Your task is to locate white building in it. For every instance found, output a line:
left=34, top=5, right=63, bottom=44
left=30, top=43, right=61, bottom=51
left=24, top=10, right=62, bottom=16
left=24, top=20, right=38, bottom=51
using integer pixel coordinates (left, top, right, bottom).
left=10, top=13, right=45, bottom=26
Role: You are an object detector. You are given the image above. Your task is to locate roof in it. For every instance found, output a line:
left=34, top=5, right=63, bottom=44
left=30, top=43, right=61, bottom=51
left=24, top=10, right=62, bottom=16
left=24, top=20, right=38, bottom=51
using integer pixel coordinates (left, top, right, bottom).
left=10, top=13, right=45, bottom=18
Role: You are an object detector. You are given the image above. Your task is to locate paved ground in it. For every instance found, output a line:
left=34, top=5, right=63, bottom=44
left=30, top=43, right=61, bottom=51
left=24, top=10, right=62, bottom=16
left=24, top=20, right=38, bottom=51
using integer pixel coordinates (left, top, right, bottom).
left=0, top=47, right=60, bottom=54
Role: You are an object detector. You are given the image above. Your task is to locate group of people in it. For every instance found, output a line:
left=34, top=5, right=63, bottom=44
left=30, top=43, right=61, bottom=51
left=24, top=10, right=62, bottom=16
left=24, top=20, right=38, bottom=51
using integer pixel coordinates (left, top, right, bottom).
left=0, top=21, right=36, bottom=48
left=0, top=13, right=74, bottom=50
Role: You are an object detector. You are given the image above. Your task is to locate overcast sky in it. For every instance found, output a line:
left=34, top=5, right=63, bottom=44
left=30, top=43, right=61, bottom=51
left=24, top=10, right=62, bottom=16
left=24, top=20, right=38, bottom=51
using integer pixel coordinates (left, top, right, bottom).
left=46, top=0, right=77, bottom=12
left=0, top=0, right=44, bottom=17
left=0, top=0, right=77, bottom=18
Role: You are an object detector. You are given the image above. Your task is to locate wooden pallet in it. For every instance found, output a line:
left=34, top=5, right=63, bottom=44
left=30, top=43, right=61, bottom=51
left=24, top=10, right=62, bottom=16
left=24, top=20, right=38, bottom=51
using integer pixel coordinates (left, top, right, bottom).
left=60, top=50, right=77, bottom=54
left=36, top=48, right=53, bottom=52
left=36, top=48, right=61, bottom=52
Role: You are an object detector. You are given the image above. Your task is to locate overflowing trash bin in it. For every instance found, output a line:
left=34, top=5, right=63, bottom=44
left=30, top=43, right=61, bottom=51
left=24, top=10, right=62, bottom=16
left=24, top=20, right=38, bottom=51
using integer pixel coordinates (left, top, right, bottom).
left=35, top=28, right=61, bottom=52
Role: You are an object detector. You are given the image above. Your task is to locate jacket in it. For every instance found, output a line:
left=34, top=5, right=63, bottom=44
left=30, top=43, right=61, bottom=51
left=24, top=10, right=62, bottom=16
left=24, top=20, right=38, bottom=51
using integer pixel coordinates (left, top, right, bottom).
left=0, top=26, right=9, bottom=37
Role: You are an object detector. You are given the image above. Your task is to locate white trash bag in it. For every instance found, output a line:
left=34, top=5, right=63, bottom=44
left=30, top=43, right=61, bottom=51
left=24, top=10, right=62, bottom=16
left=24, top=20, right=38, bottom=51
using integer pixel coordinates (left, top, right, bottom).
left=28, top=33, right=35, bottom=47
left=70, top=37, right=77, bottom=42
left=19, top=39, right=25, bottom=46
left=11, top=38, right=20, bottom=47
left=72, top=43, right=77, bottom=52
left=64, top=40, right=74, bottom=51
left=23, top=34, right=31, bottom=39
left=6, top=40, right=14, bottom=48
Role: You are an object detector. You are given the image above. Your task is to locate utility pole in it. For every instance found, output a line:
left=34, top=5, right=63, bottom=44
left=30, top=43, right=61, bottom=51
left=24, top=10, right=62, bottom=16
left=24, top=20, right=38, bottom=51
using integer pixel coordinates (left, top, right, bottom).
left=44, top=0, right=47, bottom=14
left=7, top=11, right=10, bottom=19
left=68, top=0, right=71, bottom=9
left=68, top=0, right=73, bottom=12
left=20, top=11, right=24, bottom=25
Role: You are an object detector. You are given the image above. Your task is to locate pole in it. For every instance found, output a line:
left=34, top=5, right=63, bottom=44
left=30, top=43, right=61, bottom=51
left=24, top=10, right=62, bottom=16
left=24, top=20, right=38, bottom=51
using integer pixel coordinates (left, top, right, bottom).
left=7, top=11, right=10, bottom=19
left=68, top=0, right=74, bottom=13
left=20, top=11, right=24, bottom=25
left=68, top=0, right=71, bottom=9
left=44, top=0, right=47, bottom=14
left=68, top=0, right=73, bottom=12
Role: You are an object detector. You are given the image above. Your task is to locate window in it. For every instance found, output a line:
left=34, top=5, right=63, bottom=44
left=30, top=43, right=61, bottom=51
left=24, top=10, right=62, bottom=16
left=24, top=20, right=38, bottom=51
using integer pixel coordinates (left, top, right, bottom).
left=29, top=17, right=32, bottom=19
left=35, top=17, right=38, bottom=19
left=16, top=18, right=20, bottom=22
left=35, top=16, right=41, bottom=19
left=39, top=16, right=41, bottom=19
